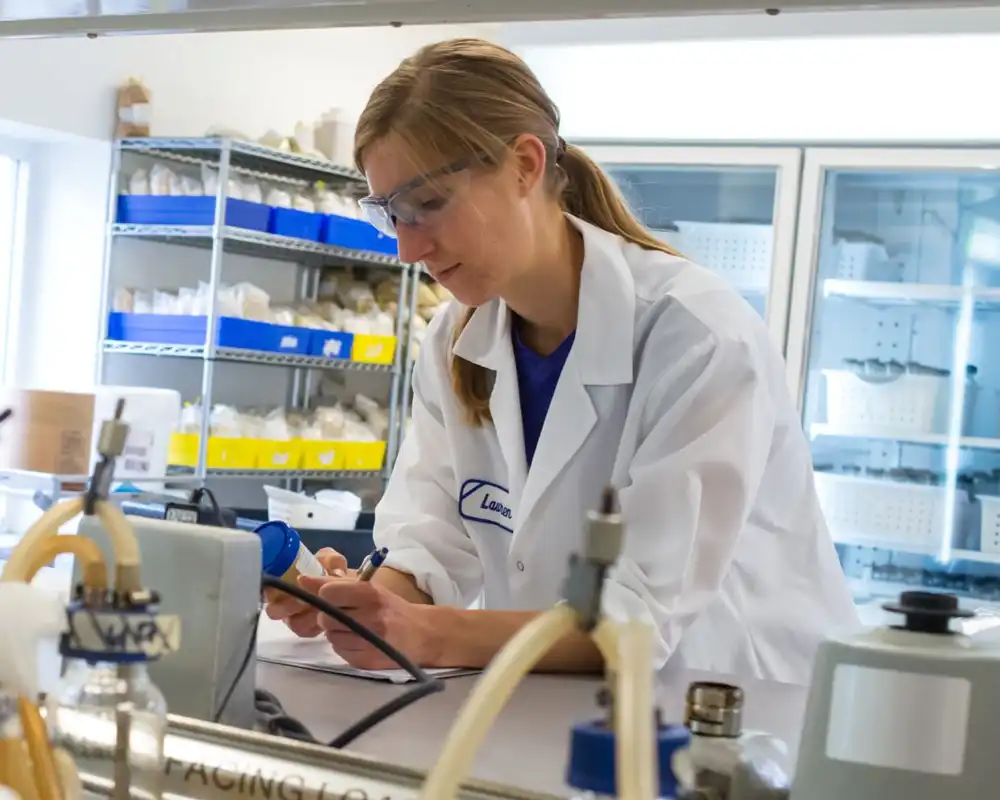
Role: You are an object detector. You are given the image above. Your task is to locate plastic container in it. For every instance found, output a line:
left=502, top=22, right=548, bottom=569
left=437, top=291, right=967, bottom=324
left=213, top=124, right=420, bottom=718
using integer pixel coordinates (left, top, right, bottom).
left=669, top=221, right=773, bottom=294
left=107, top=313, right=310, bottom=355
left=322, top=213, right=398, bottom=256
left=309, top=330, right=354, bottom=360
left=980, top=496, right=1000, bottom=554
left=264, top=485, right=362, bottom=530
left=116, top=195, right=271, bottom=231
left=300, top=440, right=346, bottom=470
left=351, top=334, right=397, bottom=364
left=168, top=434, right=258, bottom=470
left=342, top=441, right=387, bottom=471
left=256, top=439, right=302, bottom=470
left=566, top=719, right=690, bottom=800
left=813, top=472, right=952, bottom=549
left=269, top=207, right=324, bottom=242
left=823, top=370, right=946, bottom=434
left=255, top=520, right=326, bottom=582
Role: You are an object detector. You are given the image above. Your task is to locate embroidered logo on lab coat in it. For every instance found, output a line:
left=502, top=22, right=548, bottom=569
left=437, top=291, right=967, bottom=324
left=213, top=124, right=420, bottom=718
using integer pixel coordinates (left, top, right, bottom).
left=459, top=479, right=514, bottom=533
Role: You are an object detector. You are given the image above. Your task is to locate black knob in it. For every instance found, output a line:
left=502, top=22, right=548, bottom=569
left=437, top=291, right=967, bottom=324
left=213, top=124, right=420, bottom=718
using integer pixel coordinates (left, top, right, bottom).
left=882, top=591, right=973, bottom=635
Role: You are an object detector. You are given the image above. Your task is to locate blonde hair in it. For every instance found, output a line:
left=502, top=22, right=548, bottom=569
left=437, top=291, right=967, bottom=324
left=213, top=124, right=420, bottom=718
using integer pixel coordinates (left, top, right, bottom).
left=355, top=38, right=680, bottom=426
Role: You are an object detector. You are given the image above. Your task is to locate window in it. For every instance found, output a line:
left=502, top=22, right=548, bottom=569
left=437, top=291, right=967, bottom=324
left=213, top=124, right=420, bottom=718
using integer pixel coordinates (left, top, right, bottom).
left=0, top=154, right=26, bottom=385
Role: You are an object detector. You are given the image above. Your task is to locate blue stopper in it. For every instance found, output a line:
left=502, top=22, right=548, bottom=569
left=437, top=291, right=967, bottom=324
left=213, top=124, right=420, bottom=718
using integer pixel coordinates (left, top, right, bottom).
left=566, top=719, right=690, bottom=797
left=255, top=520, right=302, bottom=578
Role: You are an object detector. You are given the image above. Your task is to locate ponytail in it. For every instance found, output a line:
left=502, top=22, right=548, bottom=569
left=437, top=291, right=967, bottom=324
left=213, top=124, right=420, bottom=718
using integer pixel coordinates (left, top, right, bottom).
left=452, top=142, right=680, bottom=427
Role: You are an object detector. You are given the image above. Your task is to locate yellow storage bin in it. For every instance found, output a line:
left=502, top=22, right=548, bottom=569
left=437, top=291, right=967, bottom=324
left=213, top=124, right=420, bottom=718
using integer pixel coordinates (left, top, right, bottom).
left=342, top=441, right=387, bottom=471
left=351, top=334, right=397, bottom=365
left=168, top=434, right=258, bottom=470
left=257, top=439, right=303, bottom=470
left=300, top=439, right=346, bottom=471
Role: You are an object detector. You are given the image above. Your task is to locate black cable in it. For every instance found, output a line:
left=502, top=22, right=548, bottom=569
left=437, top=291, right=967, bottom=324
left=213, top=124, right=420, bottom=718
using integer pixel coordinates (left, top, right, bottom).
left=217, top=575, right=444, bottom=748
left=214, top=606, right=261, bottom=723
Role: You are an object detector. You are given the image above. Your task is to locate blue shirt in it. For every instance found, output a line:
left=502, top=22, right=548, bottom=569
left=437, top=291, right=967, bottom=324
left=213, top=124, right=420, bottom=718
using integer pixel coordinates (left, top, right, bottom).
left=512, top=324, right=575, bottom=467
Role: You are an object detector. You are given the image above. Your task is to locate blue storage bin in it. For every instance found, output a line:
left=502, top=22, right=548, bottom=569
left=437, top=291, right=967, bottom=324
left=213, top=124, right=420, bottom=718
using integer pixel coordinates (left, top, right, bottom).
left=309, top=330, right=354, bottom=360
left=107, top=313, right=309, bottom=354
left=269, top=207, right=325, bottom=242
left=116, top=195, right=271, bottom=231
left=321, top=214, right=398, bottom=256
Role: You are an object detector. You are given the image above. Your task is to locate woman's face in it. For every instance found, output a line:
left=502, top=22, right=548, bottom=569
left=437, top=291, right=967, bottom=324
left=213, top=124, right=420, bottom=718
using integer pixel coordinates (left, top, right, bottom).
left=361, top=134, right=548, bottom=307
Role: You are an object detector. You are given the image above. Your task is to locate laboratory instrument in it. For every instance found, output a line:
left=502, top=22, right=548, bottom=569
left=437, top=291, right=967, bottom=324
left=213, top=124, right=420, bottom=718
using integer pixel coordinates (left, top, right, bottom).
left=420, top=487, right=672, bottom=800
left=0, top=401, right=180, bottom=800
left=76, top=515, right=260, bottom=729
left=792, top=589, right=1000, bottom=800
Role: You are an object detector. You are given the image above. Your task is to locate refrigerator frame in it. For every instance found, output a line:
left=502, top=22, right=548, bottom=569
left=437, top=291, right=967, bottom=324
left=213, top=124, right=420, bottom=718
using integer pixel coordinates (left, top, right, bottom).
left=786, top=146, right=1000, bottom=410
left=581, top=144, right=803, bottom=356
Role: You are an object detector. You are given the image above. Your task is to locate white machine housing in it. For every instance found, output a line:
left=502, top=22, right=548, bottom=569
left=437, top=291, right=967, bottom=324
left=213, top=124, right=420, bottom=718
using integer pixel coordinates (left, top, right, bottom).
left=75, top=515, right=261, bottom=730
left=792, top=591, right=1000, bottom=800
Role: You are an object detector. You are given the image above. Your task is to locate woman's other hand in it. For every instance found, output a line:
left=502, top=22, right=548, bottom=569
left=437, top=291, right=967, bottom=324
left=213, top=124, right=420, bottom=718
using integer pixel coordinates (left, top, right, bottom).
left=298, top=574, right=444, bottom=669
left=263, top=548, right=352, bottom=638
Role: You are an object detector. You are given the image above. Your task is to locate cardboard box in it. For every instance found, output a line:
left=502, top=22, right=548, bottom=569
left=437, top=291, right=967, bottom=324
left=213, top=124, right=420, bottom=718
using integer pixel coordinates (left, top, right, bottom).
left=0, top=389, right=96, bottom=476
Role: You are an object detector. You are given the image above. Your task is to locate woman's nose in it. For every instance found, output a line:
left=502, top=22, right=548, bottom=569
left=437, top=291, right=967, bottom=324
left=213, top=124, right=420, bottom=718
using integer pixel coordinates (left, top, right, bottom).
left=395, top=223, right=436, bottom=265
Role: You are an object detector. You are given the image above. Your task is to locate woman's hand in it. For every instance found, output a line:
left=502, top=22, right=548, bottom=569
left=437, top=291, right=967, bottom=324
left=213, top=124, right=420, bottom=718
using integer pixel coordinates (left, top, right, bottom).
left=264, top=548, right=353, bottom=638
left=298, top=574, right=444, bottom=670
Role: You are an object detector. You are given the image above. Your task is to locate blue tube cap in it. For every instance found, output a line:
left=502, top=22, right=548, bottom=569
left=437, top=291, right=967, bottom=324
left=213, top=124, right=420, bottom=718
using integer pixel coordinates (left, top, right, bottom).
left=255, top=520, right=302, bottom=578
left=566, top=719, right=690, bottom=797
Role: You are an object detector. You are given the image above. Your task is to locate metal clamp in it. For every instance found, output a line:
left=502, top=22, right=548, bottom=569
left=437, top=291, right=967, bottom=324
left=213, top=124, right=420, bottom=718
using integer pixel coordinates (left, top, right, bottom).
left=84, top=399, right=130, bottom=515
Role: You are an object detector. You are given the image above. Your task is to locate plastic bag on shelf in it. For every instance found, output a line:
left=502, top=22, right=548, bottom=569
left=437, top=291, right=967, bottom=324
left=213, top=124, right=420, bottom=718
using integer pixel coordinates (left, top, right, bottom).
left=242, top=181, right=264, bottom=204
left=132, top=290, right=154, bottom=314
left=179, top=175, right=204, bottom=196
left=178, top=402, right=202, bottom=434
left=149, top=163, right=179, bottom=196
left=291, top=191, right=316, bottom=213
left=201, top=165, right=244, bottom=200
left=265, top=187, right=292, bottom=208
left=338, top=281, right=377, bottom=314
left=210, top=405, right=243, bottom=438
left=152, top=290, right=179, bottom=315
left=128, top=168, right=150, bottom=196
left=233, top=282, right=271, bottom=321
left=112, top=288, right=134, bottom=313
left=260, top=408, right=293, bottom=441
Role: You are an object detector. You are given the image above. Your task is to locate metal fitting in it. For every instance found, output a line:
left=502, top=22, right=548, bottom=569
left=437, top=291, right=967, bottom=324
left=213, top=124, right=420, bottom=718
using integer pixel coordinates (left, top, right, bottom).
left=562, top=487, right=625, bottom=630
left=684, top=682, right=745, bottom=738
left=85, top=399, right=130, bottom=514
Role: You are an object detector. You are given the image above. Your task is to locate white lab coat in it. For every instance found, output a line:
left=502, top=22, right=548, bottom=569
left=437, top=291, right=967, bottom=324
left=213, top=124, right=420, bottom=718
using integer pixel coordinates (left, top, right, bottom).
left=374, top=215, right=858, bottom=684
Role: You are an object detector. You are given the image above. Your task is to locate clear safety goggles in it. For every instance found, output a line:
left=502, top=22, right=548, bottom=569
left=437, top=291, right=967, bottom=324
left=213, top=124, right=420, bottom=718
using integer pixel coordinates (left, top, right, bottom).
left=358, top=158, right=472, bottom=239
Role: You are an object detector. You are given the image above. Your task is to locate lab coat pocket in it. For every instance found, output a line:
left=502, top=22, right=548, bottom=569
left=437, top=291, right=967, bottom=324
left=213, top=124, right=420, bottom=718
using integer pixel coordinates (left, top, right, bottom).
left=458, top=478, right=515, bottom=534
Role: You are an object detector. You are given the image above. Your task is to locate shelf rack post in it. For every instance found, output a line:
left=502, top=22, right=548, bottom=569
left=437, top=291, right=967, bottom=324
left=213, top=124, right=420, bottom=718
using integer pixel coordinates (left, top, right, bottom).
left=93, top=140, right=124, bottom=385
left=385, top=263, right=412, bottom=471
left=196, top=140, right=233, bottom=482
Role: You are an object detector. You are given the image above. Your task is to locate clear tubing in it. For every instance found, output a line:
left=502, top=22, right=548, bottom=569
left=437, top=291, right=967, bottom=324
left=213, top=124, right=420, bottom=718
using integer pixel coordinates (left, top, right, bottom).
left=418, top=604, right=580, bottom=800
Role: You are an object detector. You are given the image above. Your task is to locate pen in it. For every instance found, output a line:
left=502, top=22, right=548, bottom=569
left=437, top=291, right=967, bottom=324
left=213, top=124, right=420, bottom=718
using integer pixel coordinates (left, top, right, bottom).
left=357, top=546, right=388, bottom=582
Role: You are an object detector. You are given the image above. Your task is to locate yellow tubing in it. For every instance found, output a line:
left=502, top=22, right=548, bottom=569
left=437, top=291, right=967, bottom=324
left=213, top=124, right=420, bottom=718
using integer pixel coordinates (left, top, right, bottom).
left=2, top=498, right=141, bottom=592
left=615, top=619, right=656, bottom=800
left=591, top=617, right=621, bottom=673
left=18, top=697, right=61, bottom=800
left=22, top=537, right=108, bottom=592
left=1, top=499, right=85, bottom=583
left=419, top=604, right=580, bottom=800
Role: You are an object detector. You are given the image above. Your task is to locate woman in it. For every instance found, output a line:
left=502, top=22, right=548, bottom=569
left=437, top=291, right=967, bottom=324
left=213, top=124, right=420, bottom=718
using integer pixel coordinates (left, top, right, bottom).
left=267, top=37, right=857, bottom=683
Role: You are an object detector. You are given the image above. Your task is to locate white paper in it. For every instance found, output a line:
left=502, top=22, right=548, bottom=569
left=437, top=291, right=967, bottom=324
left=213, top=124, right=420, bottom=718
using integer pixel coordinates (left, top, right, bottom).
left=256, top=613, right=476, bottom=684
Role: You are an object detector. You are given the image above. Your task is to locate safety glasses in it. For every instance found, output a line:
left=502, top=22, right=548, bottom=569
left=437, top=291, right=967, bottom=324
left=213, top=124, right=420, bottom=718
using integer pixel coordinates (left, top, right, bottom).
left=358, top=158, right=472, bottom=239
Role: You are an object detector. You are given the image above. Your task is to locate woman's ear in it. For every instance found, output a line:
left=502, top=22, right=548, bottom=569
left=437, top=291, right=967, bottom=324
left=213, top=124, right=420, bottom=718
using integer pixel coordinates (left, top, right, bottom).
left=508, top=134, right=548, bottom=198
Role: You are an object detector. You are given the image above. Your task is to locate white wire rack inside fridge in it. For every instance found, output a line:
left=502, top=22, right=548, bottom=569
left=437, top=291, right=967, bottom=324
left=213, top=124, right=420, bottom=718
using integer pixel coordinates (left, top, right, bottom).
left=95, top=137, right=414, bottom=497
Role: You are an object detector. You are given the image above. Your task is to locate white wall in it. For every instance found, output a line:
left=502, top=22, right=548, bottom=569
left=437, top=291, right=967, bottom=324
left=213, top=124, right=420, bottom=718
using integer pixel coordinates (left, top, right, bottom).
left=0, top=24, right=493, bottom=391
left=0, top=24, right=495, bottom=144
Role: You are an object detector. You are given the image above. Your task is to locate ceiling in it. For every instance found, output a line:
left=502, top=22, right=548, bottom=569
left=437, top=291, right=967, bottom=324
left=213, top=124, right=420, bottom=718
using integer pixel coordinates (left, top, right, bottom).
left=1, top=0, right=1000, bottom=36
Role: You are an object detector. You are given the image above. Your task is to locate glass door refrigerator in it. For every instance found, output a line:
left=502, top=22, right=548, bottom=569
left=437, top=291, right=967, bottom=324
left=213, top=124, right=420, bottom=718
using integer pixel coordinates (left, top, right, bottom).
left=786, top=148, right=1000, bottom=624
left=582, top=145, right=802, bottom=354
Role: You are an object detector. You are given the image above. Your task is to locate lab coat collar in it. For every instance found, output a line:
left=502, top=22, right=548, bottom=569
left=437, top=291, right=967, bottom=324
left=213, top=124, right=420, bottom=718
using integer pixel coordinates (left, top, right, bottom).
left=452, top=215, right=636, bottom=386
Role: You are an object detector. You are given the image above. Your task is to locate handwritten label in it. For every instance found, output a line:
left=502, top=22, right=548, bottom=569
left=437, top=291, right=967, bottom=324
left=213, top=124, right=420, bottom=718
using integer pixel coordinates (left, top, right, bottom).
left=62, top=608, right=181, bottom=659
